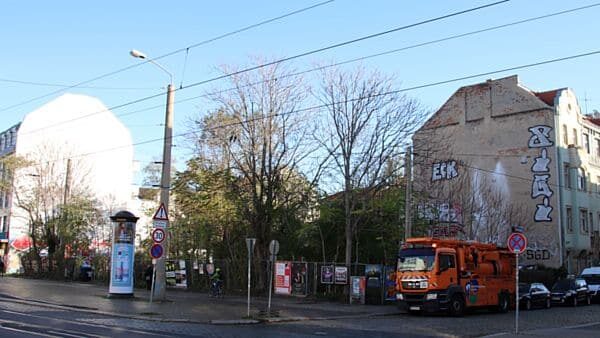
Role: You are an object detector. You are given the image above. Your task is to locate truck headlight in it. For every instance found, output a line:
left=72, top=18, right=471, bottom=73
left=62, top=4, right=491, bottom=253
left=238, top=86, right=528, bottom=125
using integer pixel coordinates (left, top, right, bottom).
left=419, top=281, right=428, bottom=289
left=396, top=293, right=404, bottom=300
left=426, top=293, right=437, bottom=300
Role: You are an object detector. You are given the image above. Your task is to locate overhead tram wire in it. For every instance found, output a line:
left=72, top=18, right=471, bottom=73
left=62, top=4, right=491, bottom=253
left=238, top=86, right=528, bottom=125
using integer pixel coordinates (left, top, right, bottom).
left=116, top=1, right=600, bottom=121
left=15, top=0, right=511, bottom=137
left=0, top=78, right=157, bottom=90
left=27, top=48, right=600, bottom=171
left=0, top=0, right=335, bottom=113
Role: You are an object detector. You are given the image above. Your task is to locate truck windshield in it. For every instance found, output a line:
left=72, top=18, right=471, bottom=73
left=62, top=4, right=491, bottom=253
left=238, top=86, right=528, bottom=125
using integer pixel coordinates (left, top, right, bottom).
left=397, top=248, right=435, bottom=272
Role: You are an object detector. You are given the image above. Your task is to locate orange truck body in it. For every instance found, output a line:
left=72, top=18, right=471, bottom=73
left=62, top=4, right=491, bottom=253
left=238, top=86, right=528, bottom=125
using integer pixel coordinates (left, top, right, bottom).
left=395, top=237, right=515, bottom=315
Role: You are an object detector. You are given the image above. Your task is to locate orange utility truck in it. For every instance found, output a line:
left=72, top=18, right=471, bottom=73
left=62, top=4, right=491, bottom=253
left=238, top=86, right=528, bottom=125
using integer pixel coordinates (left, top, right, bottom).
left=396, top=237, right=515, bottom=316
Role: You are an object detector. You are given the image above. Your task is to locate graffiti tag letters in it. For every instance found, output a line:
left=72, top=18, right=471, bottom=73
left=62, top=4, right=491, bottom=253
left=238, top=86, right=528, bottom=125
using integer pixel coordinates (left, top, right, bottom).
left=431, top=160, right=458, bottom=181
left=528, top=125, right=553, bottom=222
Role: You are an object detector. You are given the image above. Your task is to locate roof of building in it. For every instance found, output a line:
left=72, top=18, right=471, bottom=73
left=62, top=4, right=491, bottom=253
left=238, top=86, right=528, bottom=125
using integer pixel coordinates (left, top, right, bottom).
left=534, top=90, right=558, bottom=106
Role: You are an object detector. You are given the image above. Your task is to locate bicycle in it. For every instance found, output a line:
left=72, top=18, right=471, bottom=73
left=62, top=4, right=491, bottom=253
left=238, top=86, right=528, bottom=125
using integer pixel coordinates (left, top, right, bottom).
left=208, top=280, right=224, bottom=298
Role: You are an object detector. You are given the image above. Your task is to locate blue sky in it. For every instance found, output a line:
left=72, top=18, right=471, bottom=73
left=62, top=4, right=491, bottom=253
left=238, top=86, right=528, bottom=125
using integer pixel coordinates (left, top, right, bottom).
left=1, top=0, right=599, bottom=185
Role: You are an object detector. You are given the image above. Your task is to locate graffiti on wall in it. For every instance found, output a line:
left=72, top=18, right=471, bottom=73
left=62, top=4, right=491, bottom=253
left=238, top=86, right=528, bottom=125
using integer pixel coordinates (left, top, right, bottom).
left=528, top=125, right=553, bottom=222
left=431, top=160, right=458, bottom=181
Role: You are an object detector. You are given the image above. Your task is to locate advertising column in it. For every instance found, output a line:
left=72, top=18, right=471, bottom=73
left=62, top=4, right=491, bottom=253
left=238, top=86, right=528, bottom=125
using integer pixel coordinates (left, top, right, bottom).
left=109, top=211, right=138, bottom=296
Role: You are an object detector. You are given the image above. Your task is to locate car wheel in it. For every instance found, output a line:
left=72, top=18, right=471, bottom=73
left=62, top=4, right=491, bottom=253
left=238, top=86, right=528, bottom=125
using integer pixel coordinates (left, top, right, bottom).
left=498, top=293, right=509, bottom=313
left=573, top=297, right=578, bottom=307
left=545, top=298, right=551, bottom=309
left=449, top=295, right=465, bottom=317
left=525, top=299, right=532, bottom=311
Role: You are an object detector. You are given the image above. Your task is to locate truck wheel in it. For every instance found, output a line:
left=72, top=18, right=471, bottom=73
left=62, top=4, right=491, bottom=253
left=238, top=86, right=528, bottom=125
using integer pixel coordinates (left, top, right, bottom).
left=497, top=293, right=509, bottom=313
left=449, top=295, right=465, bottom=316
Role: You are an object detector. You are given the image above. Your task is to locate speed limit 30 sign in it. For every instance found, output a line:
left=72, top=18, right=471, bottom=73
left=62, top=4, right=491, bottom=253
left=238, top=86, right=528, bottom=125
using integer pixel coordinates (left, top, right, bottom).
left=152, top=228, right=166, bottom=244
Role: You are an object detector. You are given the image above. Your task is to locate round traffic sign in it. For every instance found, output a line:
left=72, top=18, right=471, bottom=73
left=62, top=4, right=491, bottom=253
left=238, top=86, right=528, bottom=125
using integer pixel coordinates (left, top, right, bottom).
left=150, top=243, right=164, bottom=259
left=507, top=232, right=527, bottom=254
left=269, top=239, right=280, bottom=255
left=152, top=228, right=166, bottom=243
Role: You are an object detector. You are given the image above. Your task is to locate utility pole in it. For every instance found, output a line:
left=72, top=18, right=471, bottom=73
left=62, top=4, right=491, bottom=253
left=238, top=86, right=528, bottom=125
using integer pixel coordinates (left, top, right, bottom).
left=153, top=83, right=175, bottom=301
left=63, top=159, right=71, bottom=204
left=404, top=146, right=412, bottom=240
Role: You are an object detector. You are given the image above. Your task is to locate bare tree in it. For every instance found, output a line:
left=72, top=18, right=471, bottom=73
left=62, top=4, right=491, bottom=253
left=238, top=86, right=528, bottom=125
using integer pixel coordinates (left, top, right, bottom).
left=190, top=60, right=327, bottom=289
left=315, top=66, right=424, bottom=267
left=10, top=144, right=96, bottom=275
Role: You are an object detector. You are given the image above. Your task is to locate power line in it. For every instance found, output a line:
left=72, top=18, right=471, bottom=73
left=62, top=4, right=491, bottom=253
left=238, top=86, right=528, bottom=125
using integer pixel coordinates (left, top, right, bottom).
left=0, top=0, right=335, bottom=113
left=21, top=48, right=600, bottom=169
left=13, top=0, right=511, bottom=137
left=0, top=77, right=159, bottom=90
left=178, top=0, right=510, bottom=92
left=119, top=1, right=600, bottom=122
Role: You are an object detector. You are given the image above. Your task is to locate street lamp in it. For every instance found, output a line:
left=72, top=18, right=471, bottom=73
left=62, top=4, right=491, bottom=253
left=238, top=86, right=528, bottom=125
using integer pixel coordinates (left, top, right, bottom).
left=130, top=49, right=174, bottom=301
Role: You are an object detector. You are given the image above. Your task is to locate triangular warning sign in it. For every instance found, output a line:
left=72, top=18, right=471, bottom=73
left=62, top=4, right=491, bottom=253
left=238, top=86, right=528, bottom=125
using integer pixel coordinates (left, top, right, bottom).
left=153, top=203, right=169, bottom=221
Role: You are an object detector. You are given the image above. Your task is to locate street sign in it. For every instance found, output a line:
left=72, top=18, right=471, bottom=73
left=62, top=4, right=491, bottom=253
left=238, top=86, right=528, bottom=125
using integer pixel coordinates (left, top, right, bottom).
left=152, top=219, right=168, bottom=228
left=269, top=240, right=280, bottom=255
left=152, top=203, right=169, bottom=221
left=246, top=238, right=256, bottom=255
left=507, top=232, right=527, bottom=254
left=150, top=243, right=164, bottom=259
left=152, top=228, right=166, bottom=244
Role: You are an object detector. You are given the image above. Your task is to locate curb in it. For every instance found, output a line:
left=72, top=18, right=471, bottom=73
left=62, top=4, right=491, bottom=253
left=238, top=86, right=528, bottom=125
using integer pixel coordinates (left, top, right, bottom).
left=209, top=319, right=261, bottom=325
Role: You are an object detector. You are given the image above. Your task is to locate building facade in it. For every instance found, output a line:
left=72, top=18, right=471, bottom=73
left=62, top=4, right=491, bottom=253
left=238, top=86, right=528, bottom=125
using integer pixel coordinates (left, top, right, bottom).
left=0, top=124, right=21, bottom=266
left=413, top=75, right=600, bottom=274
left=1, top=93, right=142, bottom=273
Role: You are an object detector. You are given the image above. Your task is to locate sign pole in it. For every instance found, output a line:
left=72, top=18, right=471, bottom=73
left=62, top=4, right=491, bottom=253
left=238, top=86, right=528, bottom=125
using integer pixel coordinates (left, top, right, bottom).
left=150, top=261, right=156, bottom=304
left=245, top=238, right=256, bottom=318
left=267, top=253, right=275, bottom=316
left=515, top=251, right=519, bottom=335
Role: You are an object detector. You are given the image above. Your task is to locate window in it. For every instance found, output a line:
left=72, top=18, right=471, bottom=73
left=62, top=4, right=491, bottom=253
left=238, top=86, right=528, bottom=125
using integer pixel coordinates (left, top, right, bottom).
left=1, top=216, right=6, bottom=232
left=596, top=139, right=600, bottom=157
left=578, top=168, right=587, bottom=191
left=567, top=207, right=573, bottom=232
left=438, top=254, right=456, bottom=270
left=591, top=212, right=595, bottom=233
left=564, top=164, right=572, bottom=189
left=580, top=209, right=589, bottom=233
left=584, top=133, right=590, bottom=153
left=573, top=128, right=578, bottom=146
left=563, top=125, right=569, bottom=145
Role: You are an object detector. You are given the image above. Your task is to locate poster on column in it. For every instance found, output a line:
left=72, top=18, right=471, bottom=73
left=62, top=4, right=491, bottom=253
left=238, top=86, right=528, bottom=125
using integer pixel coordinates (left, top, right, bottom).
left=109, top=220, right=136, bottom=294
left=291, top=262, right=308, bottom=296
left=275, top=261, right=291, bottom=295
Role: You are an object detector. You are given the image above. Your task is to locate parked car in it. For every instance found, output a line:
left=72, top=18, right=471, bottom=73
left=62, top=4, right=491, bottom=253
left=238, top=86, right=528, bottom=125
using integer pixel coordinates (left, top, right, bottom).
left=519, top=283, right=551, bottom=310
left=551, top=278, right=591, bottom=306
left=579, top=267, right=600, bottom=303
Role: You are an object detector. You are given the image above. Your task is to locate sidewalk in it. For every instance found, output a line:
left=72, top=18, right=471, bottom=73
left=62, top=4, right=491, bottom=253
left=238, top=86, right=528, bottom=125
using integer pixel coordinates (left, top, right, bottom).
left=0, top=277, right=399, bottom=324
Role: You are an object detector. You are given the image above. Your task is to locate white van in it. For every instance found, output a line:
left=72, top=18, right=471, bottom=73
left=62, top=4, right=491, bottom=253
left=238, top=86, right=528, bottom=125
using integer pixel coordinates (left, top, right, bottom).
left=580, top=267, right=600, bottom=302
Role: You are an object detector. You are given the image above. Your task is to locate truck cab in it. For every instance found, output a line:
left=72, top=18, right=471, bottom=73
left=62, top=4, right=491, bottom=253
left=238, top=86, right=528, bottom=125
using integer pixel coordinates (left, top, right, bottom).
left=396, top=244, right=460, bottom=314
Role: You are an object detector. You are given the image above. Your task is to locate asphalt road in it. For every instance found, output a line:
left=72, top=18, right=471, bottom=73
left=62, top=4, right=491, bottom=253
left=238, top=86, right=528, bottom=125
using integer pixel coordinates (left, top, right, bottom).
left=2, top=285, right=600, bottom=337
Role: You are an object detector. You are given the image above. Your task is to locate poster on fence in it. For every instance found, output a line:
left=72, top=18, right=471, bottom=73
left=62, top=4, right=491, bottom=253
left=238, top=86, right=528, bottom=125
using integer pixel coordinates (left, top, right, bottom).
left=335, top=266, right=348, bottom=284
left=384, top=265, right=397, bottom=301
left=350, top=276, right=366, bottom=304
left=275, top=261, right=291, bottom=295
left=320, top=265, right=334, bottom=284
left=291, top=262, right=308, bottom=296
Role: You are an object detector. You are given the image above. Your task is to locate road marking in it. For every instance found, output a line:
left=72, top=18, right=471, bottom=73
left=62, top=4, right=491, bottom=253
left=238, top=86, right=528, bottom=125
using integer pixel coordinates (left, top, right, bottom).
left=1, top=309, right=165, bottom=337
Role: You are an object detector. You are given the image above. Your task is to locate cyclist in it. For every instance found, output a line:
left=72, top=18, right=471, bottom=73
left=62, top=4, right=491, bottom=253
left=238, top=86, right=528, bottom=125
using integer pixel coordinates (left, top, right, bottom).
left=210, top=268, right=223, bottom=297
